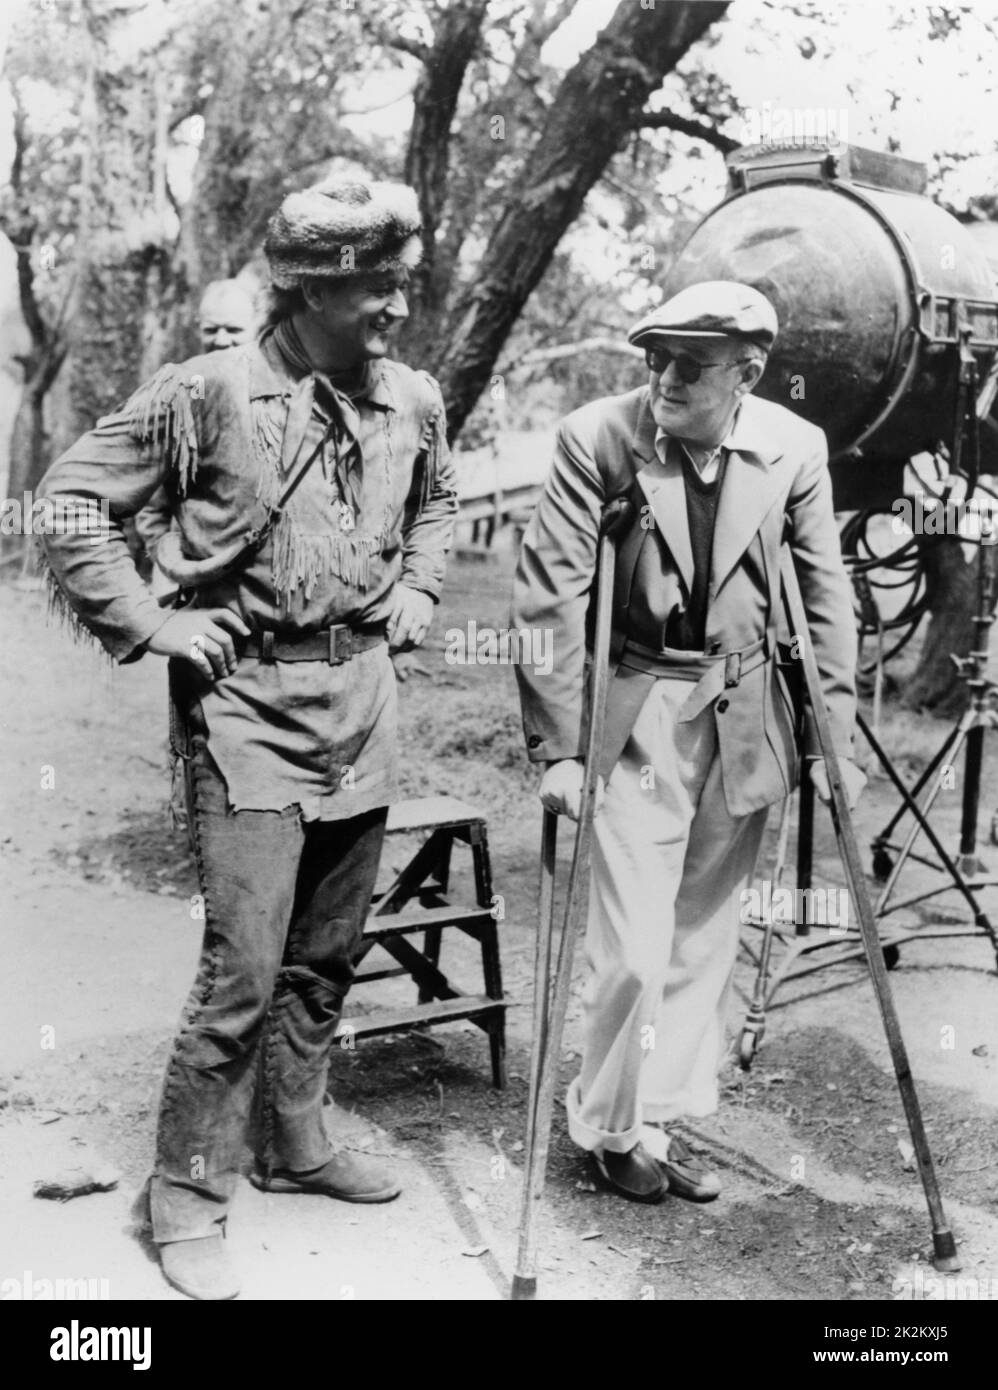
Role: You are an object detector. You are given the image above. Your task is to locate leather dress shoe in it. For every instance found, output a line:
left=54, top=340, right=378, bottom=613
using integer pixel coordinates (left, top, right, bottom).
left=645, top=1127, right=721, bottom=1202
left=159, top=1235, right=240, bottom=1301
left=593, top=1142, right=665, bottom=1203
left=249, top=1151, right=401, bottom=1203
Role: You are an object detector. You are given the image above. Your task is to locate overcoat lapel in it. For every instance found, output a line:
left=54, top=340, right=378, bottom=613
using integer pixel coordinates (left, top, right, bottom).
left=711, top=396, right=788, bottom=594
left=624, top=391, right=791, bottom=600
left=630, top=395, right=694, bottom=593
left=710, top=449, right=785, bottom=593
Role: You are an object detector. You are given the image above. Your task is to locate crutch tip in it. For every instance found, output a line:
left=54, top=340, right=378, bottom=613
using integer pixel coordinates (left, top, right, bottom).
left=510, top=1274, right=538, bottom=1300
left=931, top=1231, right=961, bottom=1273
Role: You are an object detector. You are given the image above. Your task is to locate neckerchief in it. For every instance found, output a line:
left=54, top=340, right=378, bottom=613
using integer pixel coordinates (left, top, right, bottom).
left=253, top=320, right=395, bottom=603
left=270, top=317, right=372, bottom=526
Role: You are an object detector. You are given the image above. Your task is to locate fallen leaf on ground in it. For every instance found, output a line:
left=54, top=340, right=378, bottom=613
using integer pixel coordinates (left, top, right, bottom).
left=34, top=1152, right=120, bottom=1201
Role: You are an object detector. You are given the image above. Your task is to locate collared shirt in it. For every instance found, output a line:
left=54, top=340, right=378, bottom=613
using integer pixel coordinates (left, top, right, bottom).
left=653, top=427, right=728, bottom=482
left=632, top=425, right=734, bottom=651
left=38, top=333, right=458, bottom=819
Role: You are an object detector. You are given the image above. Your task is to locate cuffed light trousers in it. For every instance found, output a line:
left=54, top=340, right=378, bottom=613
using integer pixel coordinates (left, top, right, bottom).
left=566, top=677, right=769, bottom=1154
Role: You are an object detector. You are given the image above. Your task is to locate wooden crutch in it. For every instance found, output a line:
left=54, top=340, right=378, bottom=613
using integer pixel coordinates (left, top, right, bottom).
left=512, top=497, right=631, bottom=1301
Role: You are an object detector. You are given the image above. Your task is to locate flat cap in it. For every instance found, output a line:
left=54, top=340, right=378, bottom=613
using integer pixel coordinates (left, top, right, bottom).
left=628, top=280, right=778, bottom=351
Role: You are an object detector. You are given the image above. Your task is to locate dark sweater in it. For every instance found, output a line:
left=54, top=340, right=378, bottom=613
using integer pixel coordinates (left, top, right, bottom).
left=664, top=449, right=728, bottom=650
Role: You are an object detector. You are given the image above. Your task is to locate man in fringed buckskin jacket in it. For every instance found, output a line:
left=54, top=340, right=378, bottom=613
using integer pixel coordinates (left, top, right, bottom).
left=38, top=179, right=457, bottom=1299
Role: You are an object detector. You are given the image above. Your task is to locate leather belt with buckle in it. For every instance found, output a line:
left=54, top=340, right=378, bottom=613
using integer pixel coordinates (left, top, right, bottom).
left=242, top=623, right=386, bottom=665
left=620, top=634, right=768, bottom=684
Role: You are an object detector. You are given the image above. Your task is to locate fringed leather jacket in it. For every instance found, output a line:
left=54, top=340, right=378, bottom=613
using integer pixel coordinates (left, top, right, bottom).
left=38, top=331, right=458, bottom=819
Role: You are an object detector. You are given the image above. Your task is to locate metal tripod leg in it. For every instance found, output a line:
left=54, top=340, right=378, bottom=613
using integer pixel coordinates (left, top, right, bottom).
left=738, top=793, right=793, bottom=1068
left=782, top=551, right=959, bottom=1271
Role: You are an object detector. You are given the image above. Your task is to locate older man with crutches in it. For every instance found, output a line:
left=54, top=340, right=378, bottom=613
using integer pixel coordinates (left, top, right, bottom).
left=511, top=282, right=867, bottom=1221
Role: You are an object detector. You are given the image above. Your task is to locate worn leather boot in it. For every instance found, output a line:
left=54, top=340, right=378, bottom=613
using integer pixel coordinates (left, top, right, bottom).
left=642, top=1125, right=722, bottom=1202
left=249, top=1151, right=401, bottom=1203
left=593, top=1142, right=666, bottom=1203
left=159, top=1234, right=240, bottom=1301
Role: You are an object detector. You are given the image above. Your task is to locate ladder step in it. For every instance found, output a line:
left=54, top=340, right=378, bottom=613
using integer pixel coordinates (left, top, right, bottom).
left=385, top=795, right=485, bottom=834
left=364, top=903, right=494, bottom=937
left=337, top=994, right=507, bottom=1039
left=352, top=966, right=409, bottom=984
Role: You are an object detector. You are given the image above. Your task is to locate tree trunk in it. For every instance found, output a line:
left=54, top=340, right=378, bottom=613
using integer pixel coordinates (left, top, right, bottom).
left=172, top=0, right=259, bottom=351
left=62, top=0, right=173, bottom=448
left=430, top=0, right=730, bottom=437
left=8, top=343, right=67, bottom=495
left=0, top=91, right=70, bottom=565
left=401, top=0, right=491, bottom=341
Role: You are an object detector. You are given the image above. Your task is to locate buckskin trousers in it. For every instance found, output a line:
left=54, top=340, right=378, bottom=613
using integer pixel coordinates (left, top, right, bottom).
left=148, top=733, right=387, bottom=1243
left=566, top=677, right=769, bottom=1155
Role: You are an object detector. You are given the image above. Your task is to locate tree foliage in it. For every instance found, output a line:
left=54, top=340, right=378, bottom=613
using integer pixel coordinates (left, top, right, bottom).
left=3, top=0, right=744, bottom=466
left=2, top=0, right=995, bottom=465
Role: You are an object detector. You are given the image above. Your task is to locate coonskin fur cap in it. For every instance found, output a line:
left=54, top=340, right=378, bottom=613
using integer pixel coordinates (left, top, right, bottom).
left=264, top=179, right=423, bottom=288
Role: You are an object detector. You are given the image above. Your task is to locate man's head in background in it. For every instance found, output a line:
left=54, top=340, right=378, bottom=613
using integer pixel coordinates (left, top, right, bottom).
left=198, top=279, right=257, bottom=352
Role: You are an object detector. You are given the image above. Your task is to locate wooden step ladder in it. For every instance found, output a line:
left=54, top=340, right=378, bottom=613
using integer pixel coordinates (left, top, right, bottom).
left=336, top=795, right=508, bottom=1088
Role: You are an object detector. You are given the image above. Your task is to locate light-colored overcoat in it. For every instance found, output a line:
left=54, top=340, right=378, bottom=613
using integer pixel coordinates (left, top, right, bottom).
left=512, top=385, right=857, bottom=816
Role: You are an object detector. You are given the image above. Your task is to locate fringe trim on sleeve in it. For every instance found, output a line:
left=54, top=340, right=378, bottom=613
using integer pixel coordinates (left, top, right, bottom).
left=255, top=400, right=286, bottom=477
left=38, top=543, right=113, bottom=662
left=419, top=403, right=446, bottom=511
left=126, top=365, right=200, bottom=495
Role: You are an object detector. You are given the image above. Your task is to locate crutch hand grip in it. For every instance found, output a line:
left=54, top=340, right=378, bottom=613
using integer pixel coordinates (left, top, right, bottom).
left=599, top=494, right=634, bottom=540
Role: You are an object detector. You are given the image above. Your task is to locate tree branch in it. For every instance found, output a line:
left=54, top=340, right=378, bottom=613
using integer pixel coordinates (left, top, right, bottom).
left=3, top=95, right=51, bottom=355
left=390, top=34, right=432, bottom=62
left=358, top=15, right=430, bottom=64
left=401, top=0, right=491, bottom=328
left=525, top=0, right=578, bottom=49
left=13, top=240, right=48, bottom=352
left=500, top=336, right=641, bottom=373
left=631, top=107, right=740, bottom=154
left=432, top=0, right=732, bottom=437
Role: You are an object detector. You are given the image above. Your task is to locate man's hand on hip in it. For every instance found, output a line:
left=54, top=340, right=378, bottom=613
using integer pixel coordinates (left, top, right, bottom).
left=809, top=757, right=867, bottom=811
left=538, top=758, right=605, bottom=822
left=387, top=584, right=433, bottom=652
left=146, top=607, right=251, bottom=680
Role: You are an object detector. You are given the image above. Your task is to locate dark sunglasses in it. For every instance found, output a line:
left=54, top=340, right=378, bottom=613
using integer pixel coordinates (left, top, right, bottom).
left=644, top=345, right=748, bottom=384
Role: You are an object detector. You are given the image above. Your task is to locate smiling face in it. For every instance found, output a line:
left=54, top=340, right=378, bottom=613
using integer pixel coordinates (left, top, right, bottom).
left=647, top=335, right=765, bottom=447
left=301, top=271, right=410, bottom=371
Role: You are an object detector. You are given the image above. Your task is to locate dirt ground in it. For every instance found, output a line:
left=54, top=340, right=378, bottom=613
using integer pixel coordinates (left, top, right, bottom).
left=1, top=544, right=997, bottom=1304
